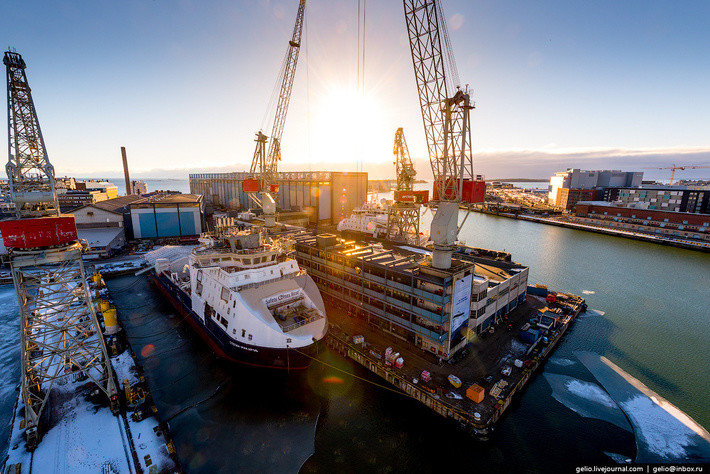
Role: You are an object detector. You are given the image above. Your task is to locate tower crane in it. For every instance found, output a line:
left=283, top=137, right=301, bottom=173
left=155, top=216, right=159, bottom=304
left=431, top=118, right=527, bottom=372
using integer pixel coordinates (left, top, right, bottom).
left=387, top=127, right=427, bottom=242
left=0, top=50, right=117, bottom=449
left=403, top=0, right=476, bottom=269
left=244, top=0, right=305, bottom=228
left=650, top=164, right=710, bottom=185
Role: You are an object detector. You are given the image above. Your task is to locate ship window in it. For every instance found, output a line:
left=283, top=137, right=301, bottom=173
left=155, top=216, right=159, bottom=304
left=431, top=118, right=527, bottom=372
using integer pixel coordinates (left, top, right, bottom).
left=196, top=270, right=202, bottom=282
left=248, top=334, right=253, bottom=341
left=243, top=258, right=251, bottom=265
left=221, top=287, right=230, bottom=302
left=196, top=281, right=203, bottom=296
left=241, top=329, right=246, bottom=337
left=232, top=329, right=236, bottom=335
left=286, top=338, right=292, bottom=343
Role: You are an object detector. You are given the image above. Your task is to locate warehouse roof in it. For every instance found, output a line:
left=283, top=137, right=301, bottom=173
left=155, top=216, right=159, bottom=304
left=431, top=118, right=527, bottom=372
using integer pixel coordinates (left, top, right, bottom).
left=75, top=195, right=145, bottom=214
left=130, top=193, right=202, bottom=206
left=77, top=227, right=124, bottom=249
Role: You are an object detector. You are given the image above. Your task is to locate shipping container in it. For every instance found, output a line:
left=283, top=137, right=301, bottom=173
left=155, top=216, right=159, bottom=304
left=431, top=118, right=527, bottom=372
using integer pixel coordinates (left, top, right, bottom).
left=0, top=215, right=78, bottom=249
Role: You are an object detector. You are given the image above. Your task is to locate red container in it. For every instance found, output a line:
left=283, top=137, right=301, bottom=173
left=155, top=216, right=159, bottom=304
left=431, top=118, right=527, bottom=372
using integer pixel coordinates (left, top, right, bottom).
left=462, top=179, right=485, bottom=203
left=269, top=184, right=279, bottom=194
left=432, top=179, right=485, bottom=203
left=394, top=190, right=429, bottom=204
left=0, top=215, right=78, bottom=249
left=242, top=178, right=261, bottom=193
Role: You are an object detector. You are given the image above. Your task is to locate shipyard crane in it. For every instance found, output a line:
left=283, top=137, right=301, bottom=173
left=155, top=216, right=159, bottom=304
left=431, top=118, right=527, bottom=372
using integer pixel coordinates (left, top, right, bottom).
left=1, top=50, right=117, bottom=449
left=403, top=0, right=476, bottom=269
left=649, top=164, right=710, bottom=185
left=245, top=0, right=305, bottom=228
left=387, top=127, right=427, bottom=242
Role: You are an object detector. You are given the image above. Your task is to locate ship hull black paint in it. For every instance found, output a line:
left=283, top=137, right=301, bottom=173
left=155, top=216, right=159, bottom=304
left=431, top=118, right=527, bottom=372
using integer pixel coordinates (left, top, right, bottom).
left=150, top=272, right=320, bottom=369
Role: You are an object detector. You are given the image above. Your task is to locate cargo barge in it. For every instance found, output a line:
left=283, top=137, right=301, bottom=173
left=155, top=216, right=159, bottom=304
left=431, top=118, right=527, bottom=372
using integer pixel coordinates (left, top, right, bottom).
left=292, top=232, right=585, bottom=438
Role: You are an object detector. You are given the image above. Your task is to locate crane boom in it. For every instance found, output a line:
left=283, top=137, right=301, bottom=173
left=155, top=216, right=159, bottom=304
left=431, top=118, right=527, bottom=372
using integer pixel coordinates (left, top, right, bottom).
left=4, top=50, right=59, bottom=218
left=403, top=0, right=475, bottom=269
left=247, top=0, right=305, bottom=227
left=403, top=0, right=474, bottom=203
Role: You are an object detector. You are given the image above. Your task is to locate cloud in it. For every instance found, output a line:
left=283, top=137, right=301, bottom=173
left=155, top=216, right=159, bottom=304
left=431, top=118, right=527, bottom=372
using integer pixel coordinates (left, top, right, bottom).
left=59, top=146, right=710, bottom=182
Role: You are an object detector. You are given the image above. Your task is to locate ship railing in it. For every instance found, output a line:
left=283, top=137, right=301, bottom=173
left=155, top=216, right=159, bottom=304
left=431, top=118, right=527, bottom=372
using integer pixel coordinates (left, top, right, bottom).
left=281, top=308, right=323, bottom=333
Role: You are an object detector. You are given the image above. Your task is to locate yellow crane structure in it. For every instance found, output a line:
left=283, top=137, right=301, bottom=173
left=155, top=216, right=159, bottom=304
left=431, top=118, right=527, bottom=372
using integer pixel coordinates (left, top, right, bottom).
left=652, top=164, right=710, bottom=184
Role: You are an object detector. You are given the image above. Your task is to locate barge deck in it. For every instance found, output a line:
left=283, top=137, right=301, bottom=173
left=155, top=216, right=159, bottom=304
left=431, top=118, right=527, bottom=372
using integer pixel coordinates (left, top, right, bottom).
left=321, top=291, right=585, bottom=438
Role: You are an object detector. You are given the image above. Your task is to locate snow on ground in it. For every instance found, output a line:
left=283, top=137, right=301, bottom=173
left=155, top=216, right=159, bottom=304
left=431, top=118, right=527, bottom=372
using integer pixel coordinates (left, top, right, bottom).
left=5, top=382, right=132, bottom=474
left=111, top=350, right=140, bottom=386
left=509, top=339, right=528, bottom=355
left=576, top=351, right=710, bottom=463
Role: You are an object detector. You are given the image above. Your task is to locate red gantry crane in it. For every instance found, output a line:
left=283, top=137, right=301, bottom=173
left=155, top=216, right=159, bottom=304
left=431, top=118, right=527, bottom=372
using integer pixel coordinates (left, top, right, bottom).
left=0, top=50, right=118, bottom=449
left=403, top=0, right=482, bottom=269
left=244, top=0, right=306, bottom=228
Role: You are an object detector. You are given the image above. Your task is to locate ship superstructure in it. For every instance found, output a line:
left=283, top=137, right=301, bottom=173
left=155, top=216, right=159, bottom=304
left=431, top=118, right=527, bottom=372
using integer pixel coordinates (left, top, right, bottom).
left=151, top=228, right=327, bottom=369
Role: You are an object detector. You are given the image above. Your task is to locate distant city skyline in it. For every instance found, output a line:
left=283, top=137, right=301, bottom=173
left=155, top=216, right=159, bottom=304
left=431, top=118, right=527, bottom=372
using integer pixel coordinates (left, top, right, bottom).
left=2, top=1, right=709, bottom=180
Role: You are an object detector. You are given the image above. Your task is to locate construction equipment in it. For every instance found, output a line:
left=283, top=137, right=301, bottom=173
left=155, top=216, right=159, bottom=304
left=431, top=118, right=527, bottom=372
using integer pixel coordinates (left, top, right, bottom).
left=1, top=50, right=118, bottom=450
left=246, top=0, right=306, bottom=228
left=403, top=0, right=476, bottom=269
left=649, top=165, right=710, bottom=185
left=387, top=127, right=427, bottom=243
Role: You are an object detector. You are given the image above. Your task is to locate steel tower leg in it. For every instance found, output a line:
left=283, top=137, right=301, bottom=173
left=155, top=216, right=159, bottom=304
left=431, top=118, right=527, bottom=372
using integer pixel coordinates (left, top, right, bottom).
left=11, top=242, right=118, bottom=449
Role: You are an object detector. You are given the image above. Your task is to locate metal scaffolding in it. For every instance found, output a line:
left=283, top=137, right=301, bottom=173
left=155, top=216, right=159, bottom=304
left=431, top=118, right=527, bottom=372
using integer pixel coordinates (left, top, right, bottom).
left=3, top=50, right=118, bottom=450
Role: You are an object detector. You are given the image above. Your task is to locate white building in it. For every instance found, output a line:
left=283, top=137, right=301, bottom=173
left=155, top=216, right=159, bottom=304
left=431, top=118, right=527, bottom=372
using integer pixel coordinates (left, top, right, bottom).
left=549, top=168, right=643, bottom=205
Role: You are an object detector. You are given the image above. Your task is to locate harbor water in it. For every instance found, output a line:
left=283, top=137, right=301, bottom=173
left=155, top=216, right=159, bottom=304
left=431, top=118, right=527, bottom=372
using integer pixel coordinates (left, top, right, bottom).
left=1, top=211, right=708, bottom=472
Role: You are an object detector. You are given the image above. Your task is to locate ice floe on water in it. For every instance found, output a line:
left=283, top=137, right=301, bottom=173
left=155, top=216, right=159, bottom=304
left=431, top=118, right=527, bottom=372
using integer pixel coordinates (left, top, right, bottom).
left=620, top=395, right=698, bottom=460
left=549, top=357, right=576, bottom=367
left=544, top=373, right=632, bottom=432
left=566, top=379, right=617, bottom=408
left=582, top=290, right=596, bottom=295
left=604, top=452, right=632, bottom=463
left=575, top=351, right=710, bottom=463
left=583, top=309, right=606, bottom=317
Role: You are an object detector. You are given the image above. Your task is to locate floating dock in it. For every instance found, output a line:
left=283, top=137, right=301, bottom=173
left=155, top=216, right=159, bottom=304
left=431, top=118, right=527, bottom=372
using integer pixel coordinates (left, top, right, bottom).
left=2, top=272, right=180, bottom=474
left=292, top=232, right=585, bottom=438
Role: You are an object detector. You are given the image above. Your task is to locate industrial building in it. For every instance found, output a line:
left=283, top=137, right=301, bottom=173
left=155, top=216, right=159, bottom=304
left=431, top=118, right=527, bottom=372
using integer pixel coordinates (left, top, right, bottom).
left=548, top=168, right=643, bottom=210
left=293, top=234, right=529, bottom=360
left=574, top=201, right=710, bottom=242
left=604, top=186, right=709, bottom=214
left=189, top=171, right=367, bottom=226
left=130, top=194, right=203, bottom=239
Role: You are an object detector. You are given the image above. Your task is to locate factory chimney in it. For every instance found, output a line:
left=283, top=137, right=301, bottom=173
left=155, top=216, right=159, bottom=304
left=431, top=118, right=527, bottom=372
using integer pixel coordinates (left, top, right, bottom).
left=121, top=146, right=131, bottom=195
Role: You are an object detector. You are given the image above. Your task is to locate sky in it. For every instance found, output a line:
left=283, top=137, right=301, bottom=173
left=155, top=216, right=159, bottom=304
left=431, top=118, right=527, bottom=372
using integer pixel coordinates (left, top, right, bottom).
left=2, top=0, right=709, bottom=181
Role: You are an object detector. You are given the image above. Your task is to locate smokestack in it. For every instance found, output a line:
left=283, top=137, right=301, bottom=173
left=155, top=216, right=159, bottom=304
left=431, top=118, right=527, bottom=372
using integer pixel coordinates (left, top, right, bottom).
left=121, top=146, right=131, bottom=195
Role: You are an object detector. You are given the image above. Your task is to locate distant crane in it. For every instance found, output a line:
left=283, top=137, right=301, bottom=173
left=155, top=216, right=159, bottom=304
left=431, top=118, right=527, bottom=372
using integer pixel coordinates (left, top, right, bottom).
left=1, top=50, right=118, bottom=449
left=245, top=0, right=305, bottom=228
left=403, top=0, right=476, bottom=269
left=651, top=164, right=710, bottom=185
left=387, top=127, right=425, bottom=242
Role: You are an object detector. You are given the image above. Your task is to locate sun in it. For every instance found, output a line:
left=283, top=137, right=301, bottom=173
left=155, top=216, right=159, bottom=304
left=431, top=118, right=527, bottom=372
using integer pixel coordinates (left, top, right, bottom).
left=310, top=86, right=391, bottom=167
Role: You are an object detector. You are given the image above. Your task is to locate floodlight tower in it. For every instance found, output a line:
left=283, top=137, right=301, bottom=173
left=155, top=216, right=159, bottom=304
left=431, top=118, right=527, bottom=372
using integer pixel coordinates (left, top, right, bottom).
left=1, top=50, right=118, bottom=450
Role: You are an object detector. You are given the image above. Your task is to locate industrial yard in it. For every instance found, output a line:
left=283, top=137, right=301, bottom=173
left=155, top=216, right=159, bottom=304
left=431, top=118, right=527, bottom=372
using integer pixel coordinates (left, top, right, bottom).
left=1, top=0, right=709, bottom=472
